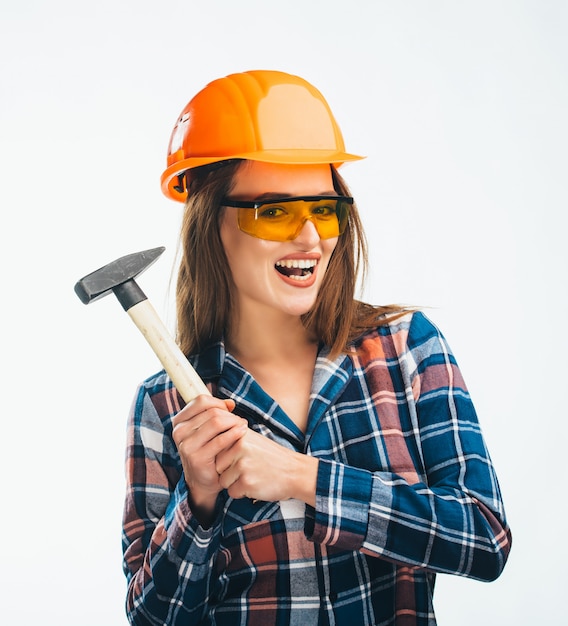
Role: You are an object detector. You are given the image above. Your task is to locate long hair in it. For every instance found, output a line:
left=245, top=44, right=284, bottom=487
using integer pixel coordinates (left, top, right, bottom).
left=176, top=161, right=407, bottom=358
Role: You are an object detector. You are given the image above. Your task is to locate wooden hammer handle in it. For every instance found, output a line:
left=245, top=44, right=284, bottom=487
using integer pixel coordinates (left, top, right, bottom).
left=126, top=299, right=211, bottom=402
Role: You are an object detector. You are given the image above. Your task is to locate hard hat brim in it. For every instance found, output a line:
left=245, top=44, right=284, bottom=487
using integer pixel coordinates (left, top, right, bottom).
left=161, top=150, right=365, bottom=203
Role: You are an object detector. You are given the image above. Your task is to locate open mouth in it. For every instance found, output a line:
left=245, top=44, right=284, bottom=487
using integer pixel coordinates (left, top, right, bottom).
left=275, top=259, right=317, bottom=281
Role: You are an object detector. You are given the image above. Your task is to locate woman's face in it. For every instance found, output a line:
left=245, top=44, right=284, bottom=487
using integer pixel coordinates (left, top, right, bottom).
left=220, top=161, right=338, bottom=320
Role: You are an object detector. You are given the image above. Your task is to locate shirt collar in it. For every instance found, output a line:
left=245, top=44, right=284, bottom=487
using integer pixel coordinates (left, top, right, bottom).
left=187, top=337, right=354, bottom=443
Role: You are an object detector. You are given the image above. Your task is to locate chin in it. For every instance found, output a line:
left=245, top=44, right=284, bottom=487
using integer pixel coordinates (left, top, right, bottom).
left=280, top=297, right=319, bottom=317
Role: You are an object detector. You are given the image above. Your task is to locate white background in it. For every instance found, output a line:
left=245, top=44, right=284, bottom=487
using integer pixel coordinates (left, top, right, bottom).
left=1, top=1, right=566, bottom=624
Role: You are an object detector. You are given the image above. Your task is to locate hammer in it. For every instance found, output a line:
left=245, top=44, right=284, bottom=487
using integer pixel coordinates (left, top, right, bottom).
left=74, top=247, right=210, bottom=403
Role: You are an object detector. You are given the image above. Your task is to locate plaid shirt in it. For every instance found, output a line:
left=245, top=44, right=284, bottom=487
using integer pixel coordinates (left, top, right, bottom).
left=122, top=312, right=511, bottom=625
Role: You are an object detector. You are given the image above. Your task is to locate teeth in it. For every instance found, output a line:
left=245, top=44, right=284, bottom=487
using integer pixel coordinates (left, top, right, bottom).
left=275, top=259, right=318, bottom=269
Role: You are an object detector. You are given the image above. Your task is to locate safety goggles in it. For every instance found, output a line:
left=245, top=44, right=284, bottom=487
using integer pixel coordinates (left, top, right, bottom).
left=222, top=195, right=353, bottom=242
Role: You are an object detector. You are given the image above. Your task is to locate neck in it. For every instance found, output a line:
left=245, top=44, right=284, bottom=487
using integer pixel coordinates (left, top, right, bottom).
left=226, top=303, right=320, bottom=434
left=226, top=307, right=317, bottom=365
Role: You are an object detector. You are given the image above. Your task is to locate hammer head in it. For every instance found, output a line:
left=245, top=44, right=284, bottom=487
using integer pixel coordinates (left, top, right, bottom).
left=74, top=247, right=165, bottom=304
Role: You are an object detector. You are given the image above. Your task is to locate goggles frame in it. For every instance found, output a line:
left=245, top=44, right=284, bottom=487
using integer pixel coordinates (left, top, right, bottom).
left=222, top=195, right=353, bottom=242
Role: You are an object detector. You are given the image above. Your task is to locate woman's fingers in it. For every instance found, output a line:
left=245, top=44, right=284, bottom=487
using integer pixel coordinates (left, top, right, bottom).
left=172, top=396, right=239, bottom=447
left=172, top=395, right=235, bottom=428
left=178, top=417, right=248, bottom=459
left=215, top=430, right=289, bottom=498
left=169, top=393, right=248, bottom=508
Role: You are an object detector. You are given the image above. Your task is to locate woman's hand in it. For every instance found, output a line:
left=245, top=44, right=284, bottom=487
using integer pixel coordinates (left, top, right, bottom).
left=172, top=394, right=248, bottom=523
left=215, top=428, right=318, bottom=507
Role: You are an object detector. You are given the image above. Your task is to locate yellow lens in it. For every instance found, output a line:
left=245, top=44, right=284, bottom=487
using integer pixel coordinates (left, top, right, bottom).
left=237, top=198, right=345, bottom=241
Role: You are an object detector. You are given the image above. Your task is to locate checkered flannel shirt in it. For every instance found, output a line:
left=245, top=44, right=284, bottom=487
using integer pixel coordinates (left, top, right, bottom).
left=122, top=311, right=511, bottom=625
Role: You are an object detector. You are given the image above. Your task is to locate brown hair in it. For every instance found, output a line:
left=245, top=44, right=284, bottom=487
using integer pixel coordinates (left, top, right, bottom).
left=176, top=161, right=407, bottom=358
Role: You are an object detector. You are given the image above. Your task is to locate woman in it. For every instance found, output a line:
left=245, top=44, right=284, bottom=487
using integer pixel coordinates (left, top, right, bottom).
left=122, top=70, right=511, bottom=625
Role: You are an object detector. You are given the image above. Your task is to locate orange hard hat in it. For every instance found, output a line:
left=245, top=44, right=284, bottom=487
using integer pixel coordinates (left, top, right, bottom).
left=161, top=69, right=364, bottom=202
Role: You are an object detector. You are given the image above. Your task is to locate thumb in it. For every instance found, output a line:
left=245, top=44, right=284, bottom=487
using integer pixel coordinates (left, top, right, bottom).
left=223, top=398, right=236, bottom=412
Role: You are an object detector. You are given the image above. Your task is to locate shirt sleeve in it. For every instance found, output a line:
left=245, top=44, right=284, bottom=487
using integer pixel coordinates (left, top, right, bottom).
left=122, top=380, right=221, bottom=625
left=304, top=312, right=512, bottom=582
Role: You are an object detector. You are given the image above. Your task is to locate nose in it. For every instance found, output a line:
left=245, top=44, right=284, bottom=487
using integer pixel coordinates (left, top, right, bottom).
left=293, top=217, right=321, bottom=246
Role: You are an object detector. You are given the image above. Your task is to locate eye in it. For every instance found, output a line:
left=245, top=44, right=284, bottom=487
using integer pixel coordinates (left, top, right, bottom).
left=311, top=202, right=336, bottom=218
left=258, top=204, right=287, bottom=219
